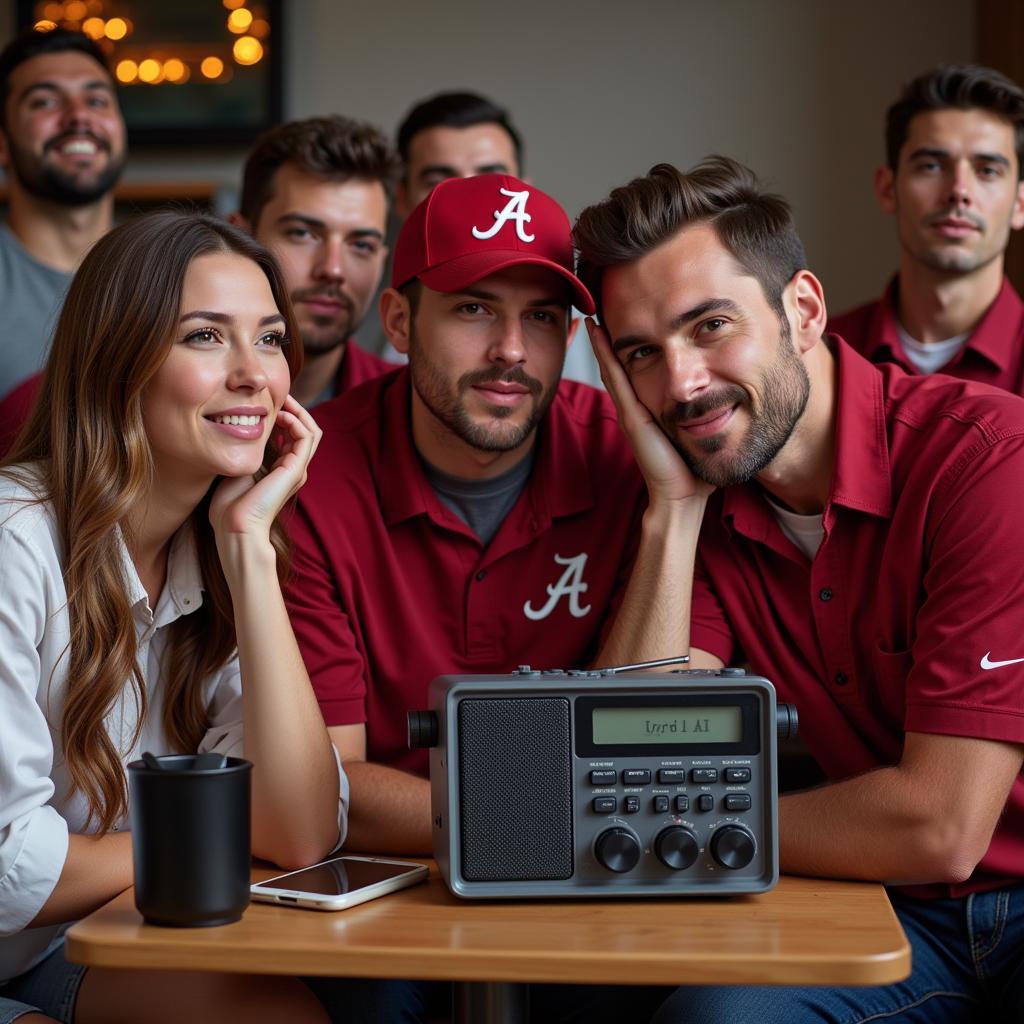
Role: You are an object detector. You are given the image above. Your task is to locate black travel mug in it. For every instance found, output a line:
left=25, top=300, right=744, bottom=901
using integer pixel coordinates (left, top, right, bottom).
left=128, top=754, right=252, bottom=927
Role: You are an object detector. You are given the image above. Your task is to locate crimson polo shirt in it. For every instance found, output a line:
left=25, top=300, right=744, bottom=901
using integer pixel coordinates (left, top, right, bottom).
left=829, top=276, right=1024, bottom=396
left=285, top=368, right=645, bottom=776
left=690, top=337, right=1024, bottom=898
left=0, top=372, right=40, bottom=458
left=335, top=340, right=391, bottom=395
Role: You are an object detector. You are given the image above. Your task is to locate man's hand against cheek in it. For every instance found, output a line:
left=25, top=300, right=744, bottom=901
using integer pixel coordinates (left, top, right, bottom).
left=587, top=318, right=715, bottom=507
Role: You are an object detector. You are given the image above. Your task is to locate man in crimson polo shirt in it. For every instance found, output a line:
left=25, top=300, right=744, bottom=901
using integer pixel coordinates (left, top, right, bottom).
left=231, top=115, right=396, bottom=407
left=575, top=156, right=1024, bottom=1022
left=830, top=65, right=1024, bottom=394
left=286, top=173, right=644, bottom=856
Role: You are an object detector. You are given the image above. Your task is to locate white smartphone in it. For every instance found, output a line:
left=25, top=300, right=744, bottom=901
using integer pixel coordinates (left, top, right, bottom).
left=250, top=856, right=429, bottom=911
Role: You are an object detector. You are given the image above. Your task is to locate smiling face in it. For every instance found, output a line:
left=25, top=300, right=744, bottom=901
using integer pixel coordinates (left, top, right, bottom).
left=250, top=163, right=388, bottom=356
left=0, top=49, right=126, bottom=206
left=392, top=264, right=570, bottom=468
left=601, top=223, right=810, bottom=488
left=878, top=107, right=1024, bottom=276
left=142, top=251, right=291, bottom=490
left=398, top=123, right=520, bottom=216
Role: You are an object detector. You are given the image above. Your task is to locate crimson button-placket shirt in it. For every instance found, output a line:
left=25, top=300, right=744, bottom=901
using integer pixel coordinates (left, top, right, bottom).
left=690, top=338, right=1024, bottom=897
left=336, top=340, right=392, bottom=394
left=285, top=368, right=644, bottom=776
left=830, top=276, right=1024, bottom=396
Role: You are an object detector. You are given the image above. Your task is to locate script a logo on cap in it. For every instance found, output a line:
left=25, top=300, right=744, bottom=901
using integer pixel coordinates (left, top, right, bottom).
left=472, top=187, right=535, bottom=243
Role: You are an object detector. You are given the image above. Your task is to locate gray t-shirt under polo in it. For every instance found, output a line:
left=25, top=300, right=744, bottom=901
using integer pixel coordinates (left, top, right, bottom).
left=0, top=224, right=71, bottom=400
left=424, top=450, right=535, bottom=546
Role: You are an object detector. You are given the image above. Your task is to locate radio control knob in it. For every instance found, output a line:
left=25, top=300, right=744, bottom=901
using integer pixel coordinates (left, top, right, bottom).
left=710, top=824, right=756, bottom=870
left=594, top=827, right=642, bottom=873
left=654, top=826, right=699, bottom=871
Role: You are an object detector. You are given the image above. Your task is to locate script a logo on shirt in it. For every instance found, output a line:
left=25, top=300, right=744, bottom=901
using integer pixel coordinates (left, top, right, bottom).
left=523, top=553, right=591, bottom=621
left=472, top=188, right=535, bottom=243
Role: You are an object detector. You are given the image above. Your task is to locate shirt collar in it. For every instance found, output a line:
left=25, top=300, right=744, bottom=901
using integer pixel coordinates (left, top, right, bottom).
left=870, top=276, right=1023, bottom=373
left=719, top=338, right=892, bottom=538
left=118, top=519, right=205, bottom=624
left=949, top=277, right=1023, bottom=372
left=378, top=368, right=594, bottom=529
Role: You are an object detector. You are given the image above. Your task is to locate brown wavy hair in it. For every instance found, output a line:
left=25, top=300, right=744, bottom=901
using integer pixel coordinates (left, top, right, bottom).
left=1, top=211, right=303, bottom=832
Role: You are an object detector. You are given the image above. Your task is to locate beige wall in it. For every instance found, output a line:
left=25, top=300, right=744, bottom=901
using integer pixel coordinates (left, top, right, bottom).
left=3, top=0, right=975, bottom=311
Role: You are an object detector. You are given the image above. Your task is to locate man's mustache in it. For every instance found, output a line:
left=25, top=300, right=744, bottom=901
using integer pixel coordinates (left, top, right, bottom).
left=292, top=286, right=353, bottom=310
left=458, top=366, right=543, bottom=397
left=662, top=385, right=747, bottom=428
left=925, top=206, right=985, bottom=231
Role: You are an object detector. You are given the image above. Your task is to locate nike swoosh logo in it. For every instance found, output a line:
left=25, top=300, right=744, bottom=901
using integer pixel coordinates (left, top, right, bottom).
left=980, top=652, right=1024, bottom=670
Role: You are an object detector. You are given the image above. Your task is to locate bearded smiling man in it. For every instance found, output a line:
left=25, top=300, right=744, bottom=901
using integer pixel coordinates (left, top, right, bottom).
left=0, top=27, right=125, bottom=402
left=577, top=156, right=1024, bottom=1024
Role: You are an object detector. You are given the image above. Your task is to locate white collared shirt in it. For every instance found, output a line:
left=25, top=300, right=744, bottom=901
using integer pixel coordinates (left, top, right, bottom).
left=0, top=468, right=346, bottom=981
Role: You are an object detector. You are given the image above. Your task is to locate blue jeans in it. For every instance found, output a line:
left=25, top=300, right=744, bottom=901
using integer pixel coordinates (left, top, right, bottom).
left=651, top=884, right=1024, bottom=1023
left=0, top=940, right=86, bottom=1024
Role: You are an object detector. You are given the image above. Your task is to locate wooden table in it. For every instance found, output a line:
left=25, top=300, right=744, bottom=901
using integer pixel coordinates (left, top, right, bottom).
left=67, top=862, right=910, bottom=1023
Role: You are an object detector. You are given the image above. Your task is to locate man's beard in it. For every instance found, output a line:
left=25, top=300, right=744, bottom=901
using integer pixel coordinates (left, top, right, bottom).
left=661, top=321, right=810, bottom=488
left=292, top=286, right=356, bottom=355
left=408, top=327, right=557, bottom=453
left=8, top=133, right=124, bottom=206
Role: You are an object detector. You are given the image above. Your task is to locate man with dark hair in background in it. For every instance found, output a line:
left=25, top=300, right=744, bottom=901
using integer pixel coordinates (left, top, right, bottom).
left=831, top=65, right=1024, bottom=393
left=576, top=155, right=1024, bottom=1022
left=394, top=90, right=522, bottom=217
left=232, top=115, right=397, bottom=406
left=0, top=26, right=125, bottom=403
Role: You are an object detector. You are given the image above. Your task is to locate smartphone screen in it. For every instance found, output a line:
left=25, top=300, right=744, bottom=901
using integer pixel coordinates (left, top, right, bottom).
left=266, top=858, right=415, bottom=896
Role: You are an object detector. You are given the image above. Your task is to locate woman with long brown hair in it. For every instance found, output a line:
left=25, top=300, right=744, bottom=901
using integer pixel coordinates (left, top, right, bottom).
left=0, top=211, right=343, bottom=1023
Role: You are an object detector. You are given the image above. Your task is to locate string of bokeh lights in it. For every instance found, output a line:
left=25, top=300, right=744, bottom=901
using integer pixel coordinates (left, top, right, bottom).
left=32, top=0, right=269, bottom=85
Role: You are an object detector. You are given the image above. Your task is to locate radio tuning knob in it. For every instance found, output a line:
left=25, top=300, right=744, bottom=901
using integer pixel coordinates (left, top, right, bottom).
left=710, top=824, right=756, bottom=870
left=654, top=826, right=700, bottom=871
left=594, top=827, right=642, bottom=873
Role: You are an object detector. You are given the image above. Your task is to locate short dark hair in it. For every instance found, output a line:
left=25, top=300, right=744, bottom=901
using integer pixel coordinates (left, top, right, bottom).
left=574, top=156, right=807, bottom=322
left=396, top=91, right=523, bottom=174
left=239, top=115, right=399, bottom=227
left=0, top=27, right=112, bottom=129
left=886, top=65, right=1024, bottom=177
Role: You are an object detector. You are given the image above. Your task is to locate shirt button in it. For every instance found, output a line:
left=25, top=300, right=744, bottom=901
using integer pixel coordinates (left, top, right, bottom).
left=819, top=587, right=833, bottom=602
left=475, top=570, right=487, bottom=582
left=834, top=671, right=848, bottom=686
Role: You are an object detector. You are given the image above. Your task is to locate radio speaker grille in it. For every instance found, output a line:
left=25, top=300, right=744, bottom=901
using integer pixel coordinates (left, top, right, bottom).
left=458, top=697, right=574, bottom=881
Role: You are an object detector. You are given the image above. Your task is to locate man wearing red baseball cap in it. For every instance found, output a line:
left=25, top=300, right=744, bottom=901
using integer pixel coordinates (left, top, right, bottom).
left=284, top=174, right=662, bottom=1020
left=285, top=173, right=644, bottom=852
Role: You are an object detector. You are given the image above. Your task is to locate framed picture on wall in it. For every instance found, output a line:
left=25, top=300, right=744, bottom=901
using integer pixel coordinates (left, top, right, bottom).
left=16, top=0, right=283, bottom=146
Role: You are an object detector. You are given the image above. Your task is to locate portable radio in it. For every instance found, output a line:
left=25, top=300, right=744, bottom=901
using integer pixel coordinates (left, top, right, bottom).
left=408, top=663, right=797, bottom=898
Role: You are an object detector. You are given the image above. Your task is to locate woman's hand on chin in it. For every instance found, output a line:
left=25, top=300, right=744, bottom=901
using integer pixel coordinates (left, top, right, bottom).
left=209, top=394, right=322, bottom=550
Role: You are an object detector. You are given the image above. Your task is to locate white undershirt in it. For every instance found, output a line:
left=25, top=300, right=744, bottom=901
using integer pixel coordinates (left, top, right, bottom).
left=895, top=323, right=969, bottom=375
left=766, top=496, right=825, bottom=560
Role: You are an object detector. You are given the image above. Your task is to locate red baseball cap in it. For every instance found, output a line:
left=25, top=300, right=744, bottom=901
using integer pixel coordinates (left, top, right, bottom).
left=391, top=173, right=595, bottom=315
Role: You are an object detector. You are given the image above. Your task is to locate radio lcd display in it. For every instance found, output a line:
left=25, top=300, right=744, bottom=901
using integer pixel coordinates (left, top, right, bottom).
left=592, top=705, right=742, bottom=745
